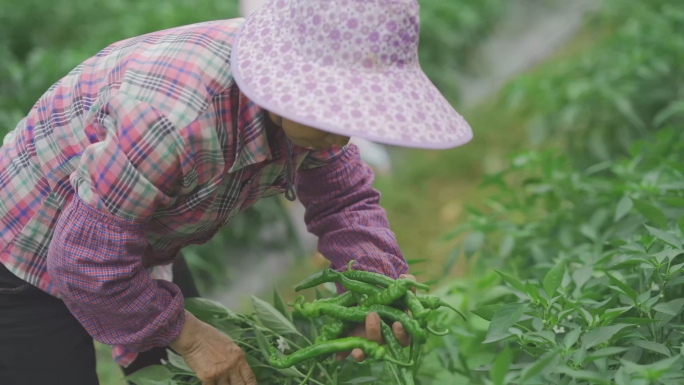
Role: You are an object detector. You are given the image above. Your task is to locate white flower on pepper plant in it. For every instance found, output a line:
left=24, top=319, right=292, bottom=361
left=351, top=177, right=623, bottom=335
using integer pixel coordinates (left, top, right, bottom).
left=651, top=282, right=660, bottom=292
left=553, top=325, right=566, bottom=334
left=277, top=336, right=290, bottom=353
left=567, top=315, right=573, bottom=321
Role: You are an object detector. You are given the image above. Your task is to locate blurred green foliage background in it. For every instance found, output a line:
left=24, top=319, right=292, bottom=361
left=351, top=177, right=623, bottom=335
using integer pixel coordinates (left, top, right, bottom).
left=3, top=0, right=684, bottom=383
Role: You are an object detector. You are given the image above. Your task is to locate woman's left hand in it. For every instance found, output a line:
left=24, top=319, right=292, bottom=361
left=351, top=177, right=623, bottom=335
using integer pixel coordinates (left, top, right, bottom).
left=335, top=273, right=417, bottom=362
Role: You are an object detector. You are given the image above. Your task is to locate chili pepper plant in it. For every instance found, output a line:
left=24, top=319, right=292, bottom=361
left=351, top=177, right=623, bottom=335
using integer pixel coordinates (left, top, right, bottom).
left=126, top=258, right=459, bottom=385
left=417, top=127, right=684, bottom=384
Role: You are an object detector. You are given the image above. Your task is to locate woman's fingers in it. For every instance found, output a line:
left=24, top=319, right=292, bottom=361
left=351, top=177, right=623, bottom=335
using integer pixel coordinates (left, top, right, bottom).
left=229, top=368, right=244, bottom=385
left=392, top=321, right=411, bottom=347
left=365, top=312, right=383, bottom=344
left=240, top=362, right=258, bottom=385
left=337, top=322, right=365, bottom=361
left=351, top=348, right=365, bottom=362
left=350, top=312, right=382, bottom=362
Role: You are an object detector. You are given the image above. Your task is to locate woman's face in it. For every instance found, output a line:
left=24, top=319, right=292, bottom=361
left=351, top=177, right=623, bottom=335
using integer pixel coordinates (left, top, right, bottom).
left=268, top=112, right=350, bottom=151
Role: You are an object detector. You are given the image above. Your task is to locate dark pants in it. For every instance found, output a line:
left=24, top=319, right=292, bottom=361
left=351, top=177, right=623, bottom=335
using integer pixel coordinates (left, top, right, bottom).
left=0, top=254, right=200, bottom=385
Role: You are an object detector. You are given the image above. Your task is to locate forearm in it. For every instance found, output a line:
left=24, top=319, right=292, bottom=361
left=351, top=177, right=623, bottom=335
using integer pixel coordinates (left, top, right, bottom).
left=296, top=145, right=409, bottom=278
left=47, top=195, right=185, bottom=351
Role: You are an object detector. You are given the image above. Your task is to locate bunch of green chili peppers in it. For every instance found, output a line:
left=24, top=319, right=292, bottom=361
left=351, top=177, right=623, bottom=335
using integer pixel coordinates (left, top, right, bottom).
left=268, top=261, right=465, bottom=385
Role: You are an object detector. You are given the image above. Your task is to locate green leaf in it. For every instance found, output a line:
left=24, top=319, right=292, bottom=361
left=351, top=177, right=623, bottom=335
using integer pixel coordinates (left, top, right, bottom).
left=582, top=324, right=631, bottom=349
left=642, top=294, right=660, bottom=311
left=519, top=351, right=558, bottom=382
left=632, top=340, right=671, bottom=357
left=653, top=298, right=684, bottom=316
left=405, top=258, right=428, bottom=265
left=527, top=331, right=556, bottom=343
left=253, top=327, right=271, bottom=361
left=184, top=298, right=234, bottom=320
left=679, top=215, right=684, bottom=235
left=579, top=307, right=594, bottom=327
left=499, top=235, right=515, bottom=258
left=273, top=289, right=292, bottom=323
left=644, top=355, right=683, bottom=373
left=599, top=306, right=633, bottom=325
left=605, top=272, right=638, bottom=302
left=251, top=296, right=301, bottom=336
left=543, top=259, right=566, bottom=296
left=442, top=247, right=460, bottom=279
left=614, top=367, right=631, bottom=385
left=343, top=377, right=379, bottom=384
left=615, top=196, right=633, bottom=222
left=645, top=225, right=682, bottom=249
left=524, top=282, right=542, bottom=304
left=633, top=199, right=668, bottom=229
left=662, top=197, right=684, bottom=207
left=653, top=250, right=683, bottom=264
left=563, top=328, right=582, bottom=349
left=166, top=350, right=193, bottom=373
left=463, top=231, right=485, bottom=257
left=483, top=303, right=529, bottom=344
left=495, top=270, right=527, bottom=294
left=619, top=317, right=659, bottom=325
left=653, top=100, right=684, bottom=127
left=587, top=347, right=630, bottom=360
left=557, top=367, right=610, bottom=384
left=472, top=304, right=504, bottom=322
left=572, top=265, right=594, bottom=289
left=611, top=96, right=645, bottom=129
left=125, top=366, right=175, bottom=385
left=619, top=355, right=683, bottom=376
left=491, top=347, right=514, bottom=385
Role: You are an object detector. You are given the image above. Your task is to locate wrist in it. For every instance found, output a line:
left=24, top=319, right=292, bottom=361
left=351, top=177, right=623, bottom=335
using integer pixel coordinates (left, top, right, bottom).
left=169, top=310, right=200, bottom=355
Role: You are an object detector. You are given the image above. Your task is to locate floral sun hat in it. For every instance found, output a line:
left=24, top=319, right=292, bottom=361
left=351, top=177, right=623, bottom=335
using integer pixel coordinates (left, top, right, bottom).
left=231, top=0, right=473, bottom=149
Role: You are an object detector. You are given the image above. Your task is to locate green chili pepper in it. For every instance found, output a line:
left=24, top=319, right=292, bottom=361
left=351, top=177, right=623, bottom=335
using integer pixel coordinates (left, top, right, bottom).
left=294, top=269, right=340, bottom=292
left=312, top=291, right=356, bottom=307
left=380, top=322, right=406, bottom=360
left=365, top=304, right=427, bottom=344
left=380, top=322, right=415, bottom=385
left=345, top=260, right=430, bottom=292
left=404, top=291, right=430, bottom=320
left=360, top=281, right=408, bottom=307
left=293, top=302, right=427, bottom=343
left=351, top=291, right=367, bottom=304
left=409, top=340, right=423, bottom=377
left=338, top=274, right=383, bottom=295
left=315, top=320, right=349, bottom=344
left=268, top=337, right=413, bottom=369
left=295, top=269, right=382, bottom=295
left=295, top=268, right=384, bottom=296
left=417, top=295, right=466, bottom=320
left=426, top=326, right=449, bottom=336
left=408, top=319, right=427, bottom=376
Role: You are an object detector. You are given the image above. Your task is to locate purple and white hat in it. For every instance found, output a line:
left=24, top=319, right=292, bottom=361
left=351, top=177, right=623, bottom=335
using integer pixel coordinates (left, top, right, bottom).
left=231, top=0, right=473, bottom=149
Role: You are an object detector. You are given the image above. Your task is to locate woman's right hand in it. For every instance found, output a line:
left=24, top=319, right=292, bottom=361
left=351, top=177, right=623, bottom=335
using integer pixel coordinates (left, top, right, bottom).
left=169, top=310, right=257, bottom=385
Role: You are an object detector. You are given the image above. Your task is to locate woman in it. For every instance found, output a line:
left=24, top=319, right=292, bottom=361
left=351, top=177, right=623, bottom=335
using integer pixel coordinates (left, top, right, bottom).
left=0, top=0, right=472, bottom=384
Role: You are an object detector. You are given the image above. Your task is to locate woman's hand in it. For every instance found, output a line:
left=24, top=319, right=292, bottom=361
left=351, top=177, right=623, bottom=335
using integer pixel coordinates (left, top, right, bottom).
left=336, top=273, right=416, bottom=362
left=170, top=311, right=257, bottom=385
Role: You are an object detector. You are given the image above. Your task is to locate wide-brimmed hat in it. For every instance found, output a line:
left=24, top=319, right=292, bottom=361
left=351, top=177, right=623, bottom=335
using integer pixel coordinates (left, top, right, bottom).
left=230, top=0, right=473, bottom=149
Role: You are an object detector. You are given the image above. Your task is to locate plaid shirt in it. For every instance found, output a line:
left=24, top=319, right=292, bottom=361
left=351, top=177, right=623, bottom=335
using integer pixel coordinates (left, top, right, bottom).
left=0, top=19, right=408, bottom=366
